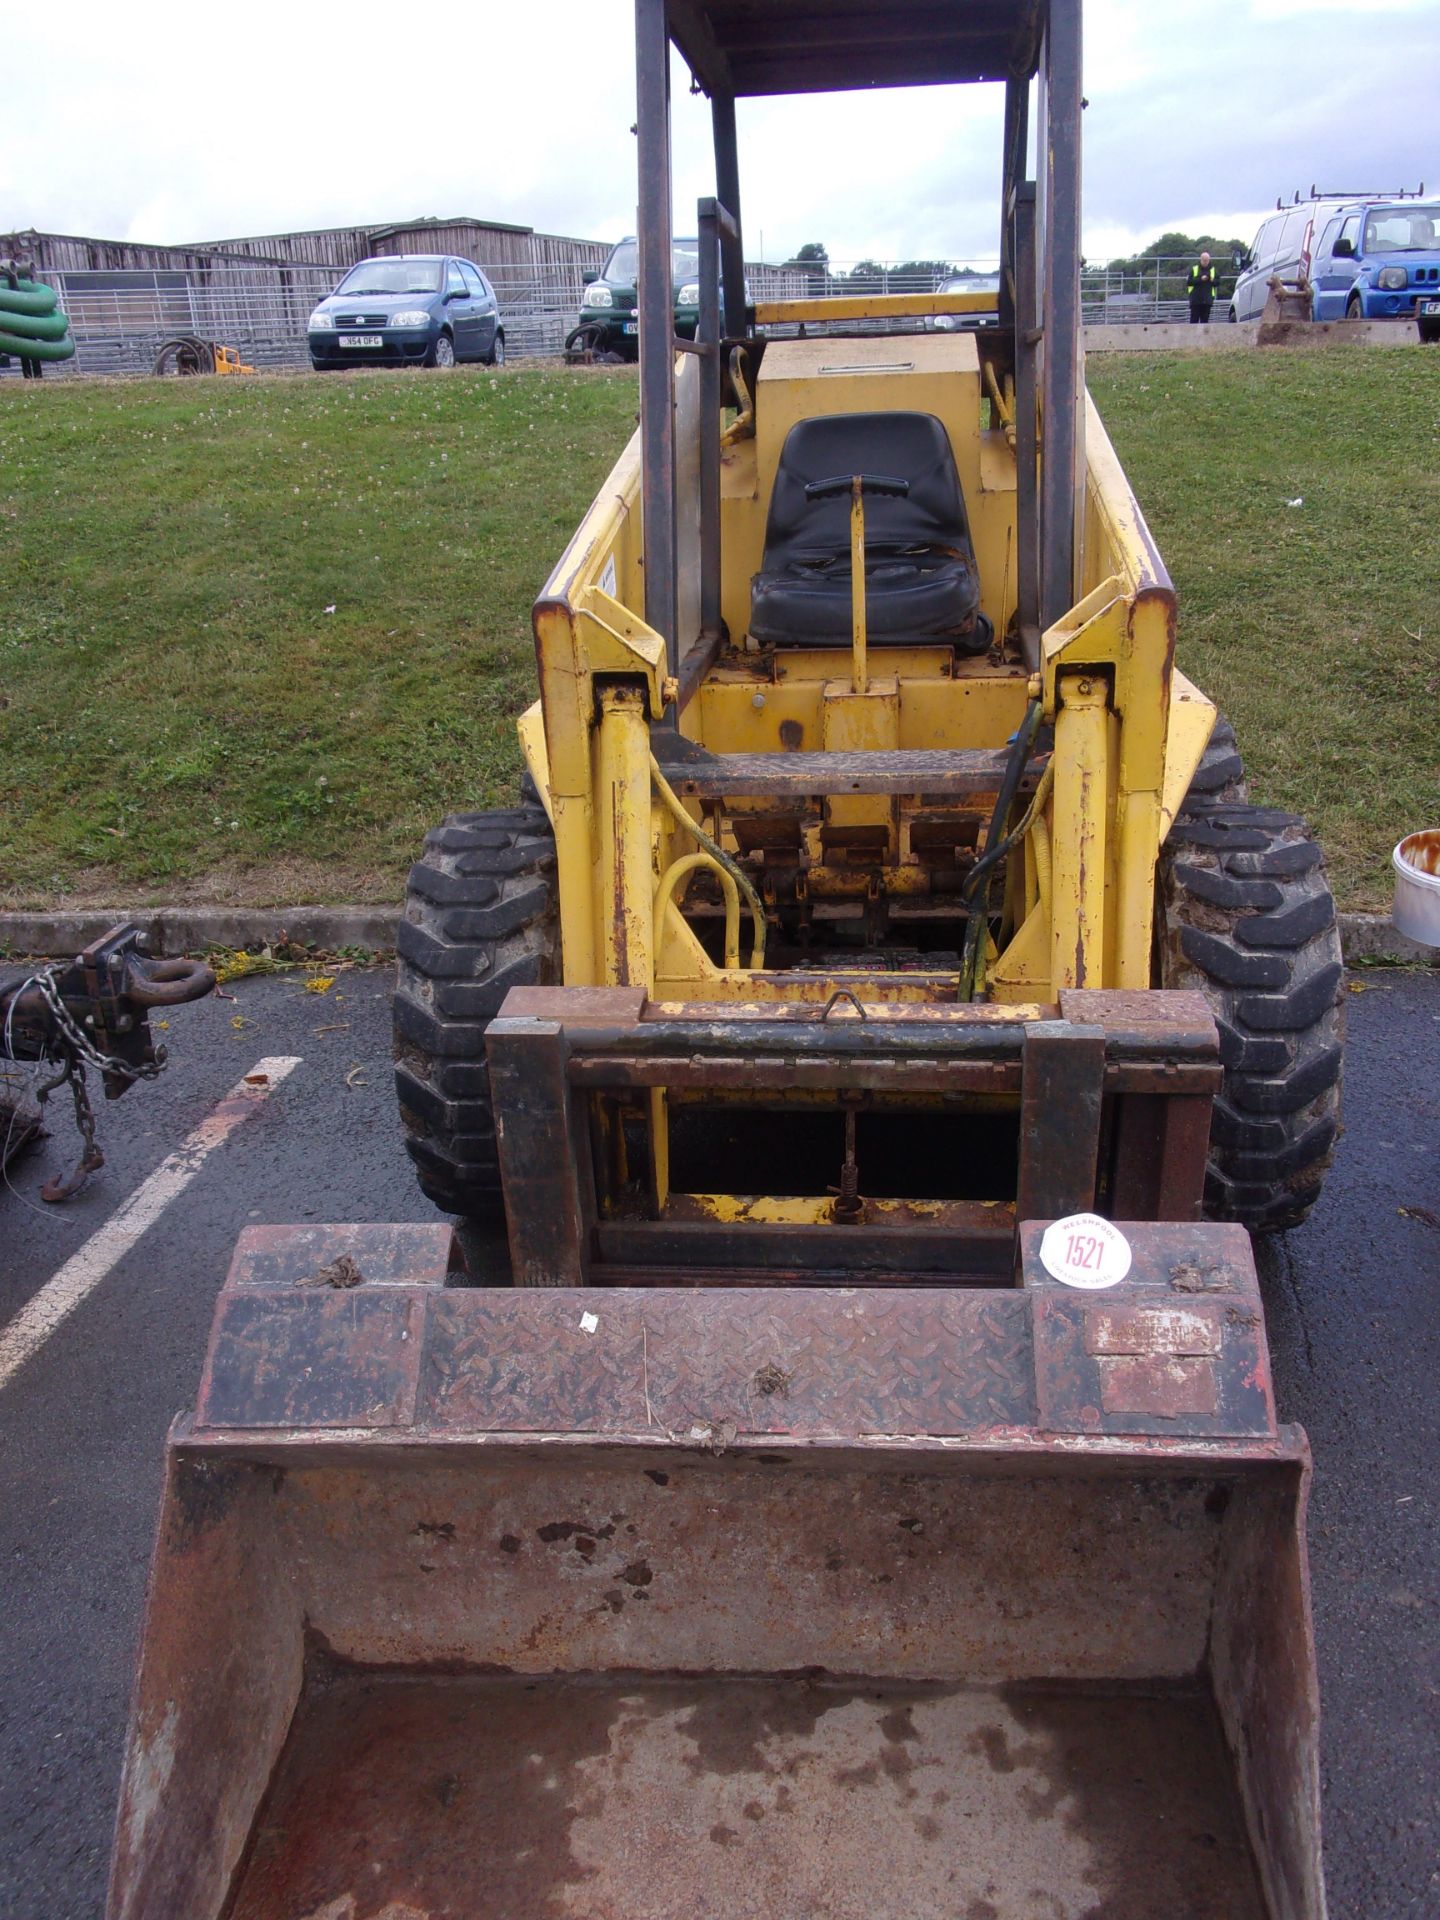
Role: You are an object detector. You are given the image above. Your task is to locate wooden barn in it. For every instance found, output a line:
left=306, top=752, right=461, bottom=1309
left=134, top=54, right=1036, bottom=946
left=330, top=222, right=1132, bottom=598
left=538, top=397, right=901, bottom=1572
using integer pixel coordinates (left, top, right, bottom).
left=1, top=215, right=611, bottom=372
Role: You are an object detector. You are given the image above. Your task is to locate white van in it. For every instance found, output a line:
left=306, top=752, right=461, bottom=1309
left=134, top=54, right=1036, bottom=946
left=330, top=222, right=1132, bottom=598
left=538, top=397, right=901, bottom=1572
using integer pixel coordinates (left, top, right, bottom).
left=1228, top=199, right=1349, bottom=321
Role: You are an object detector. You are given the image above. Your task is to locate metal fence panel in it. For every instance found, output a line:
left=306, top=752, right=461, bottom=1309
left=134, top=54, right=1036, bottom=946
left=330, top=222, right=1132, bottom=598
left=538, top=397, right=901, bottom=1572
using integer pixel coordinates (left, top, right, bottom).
left=1, top=256, right=1232, bottom=379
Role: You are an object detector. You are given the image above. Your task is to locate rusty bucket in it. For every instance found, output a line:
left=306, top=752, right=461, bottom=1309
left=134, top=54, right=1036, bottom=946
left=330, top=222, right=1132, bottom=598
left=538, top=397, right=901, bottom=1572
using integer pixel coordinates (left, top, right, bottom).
left=108, top=1221, right=1325, bottom=1920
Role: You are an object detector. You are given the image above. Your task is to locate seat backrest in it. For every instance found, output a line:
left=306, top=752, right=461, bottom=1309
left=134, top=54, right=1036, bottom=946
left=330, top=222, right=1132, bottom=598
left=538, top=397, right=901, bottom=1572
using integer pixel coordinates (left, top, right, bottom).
left=762, top=412, right=971, bottom=566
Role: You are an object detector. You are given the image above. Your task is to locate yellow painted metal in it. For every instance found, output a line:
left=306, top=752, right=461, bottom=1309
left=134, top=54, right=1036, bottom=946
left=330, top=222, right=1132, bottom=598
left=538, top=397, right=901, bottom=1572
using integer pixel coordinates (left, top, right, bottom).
left=527, top=314, right=1212, bottom=1018
left=655, top=853, right=741, bottom=970
left=1050, top=674, right=1110, bottom=990
left=674, top=1191, right=1014, bottom=1226
left=595, top=687, right=654, bottom=989
left=516, top=700, right=552, bottom=821
left=647, top=988, right=1050, bottom=1019
left=1162, top=671, right=1220, bottom=832
left=849, top=479, right=869, bottom=695
left=754, top=290, right=1000, bottom=325
left=988, top=893, right=1051, bottom=1002
left=648, top=1088, right=670, bottom=1212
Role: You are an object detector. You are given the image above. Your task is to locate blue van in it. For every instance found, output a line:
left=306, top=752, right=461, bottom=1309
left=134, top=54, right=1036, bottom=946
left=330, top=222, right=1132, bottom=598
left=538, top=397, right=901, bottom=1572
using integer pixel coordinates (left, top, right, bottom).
left=1309, top=197, right=1440, bottom=340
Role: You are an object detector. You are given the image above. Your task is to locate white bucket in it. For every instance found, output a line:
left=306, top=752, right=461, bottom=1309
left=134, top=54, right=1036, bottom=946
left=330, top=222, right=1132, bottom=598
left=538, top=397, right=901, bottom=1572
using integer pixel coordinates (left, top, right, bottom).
left=1392, top=830, right=1440, bottom=947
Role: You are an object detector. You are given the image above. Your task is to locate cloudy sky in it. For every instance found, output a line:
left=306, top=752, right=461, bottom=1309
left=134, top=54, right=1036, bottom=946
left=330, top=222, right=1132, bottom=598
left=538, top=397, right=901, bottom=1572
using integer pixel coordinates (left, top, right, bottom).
left=3, top=0, right=1437, bottom=267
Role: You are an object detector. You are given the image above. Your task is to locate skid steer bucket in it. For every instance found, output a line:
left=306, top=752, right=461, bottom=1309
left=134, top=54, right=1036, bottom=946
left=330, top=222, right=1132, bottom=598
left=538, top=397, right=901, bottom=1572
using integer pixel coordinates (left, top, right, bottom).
left=109, top=1220, right=1324, bottom=1920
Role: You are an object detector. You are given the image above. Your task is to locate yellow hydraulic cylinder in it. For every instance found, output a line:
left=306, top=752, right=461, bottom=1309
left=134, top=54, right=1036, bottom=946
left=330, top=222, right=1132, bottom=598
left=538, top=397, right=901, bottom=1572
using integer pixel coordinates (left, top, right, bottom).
left=595, top=685, right=654, bottom=988
left=1050, top=672, right=1109, bottom=990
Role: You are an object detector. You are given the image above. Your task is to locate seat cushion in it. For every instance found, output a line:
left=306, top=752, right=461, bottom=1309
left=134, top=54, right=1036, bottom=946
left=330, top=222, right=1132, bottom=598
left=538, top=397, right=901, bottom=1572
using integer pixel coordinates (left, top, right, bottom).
left=750, top=548, right=981, bottom=644
left=749, top=410, right=986, bottom=649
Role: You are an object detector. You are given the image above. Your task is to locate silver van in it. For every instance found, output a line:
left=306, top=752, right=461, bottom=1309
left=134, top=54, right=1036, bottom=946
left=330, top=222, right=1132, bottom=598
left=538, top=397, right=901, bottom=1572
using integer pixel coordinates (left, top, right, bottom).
left=1228, top=199, right=1348, bottom=321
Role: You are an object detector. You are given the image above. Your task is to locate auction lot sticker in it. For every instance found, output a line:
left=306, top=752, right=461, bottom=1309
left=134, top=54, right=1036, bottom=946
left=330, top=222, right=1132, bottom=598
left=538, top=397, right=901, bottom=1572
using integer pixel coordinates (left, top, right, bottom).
left=1039, top=1213, right=1132, bottom=1289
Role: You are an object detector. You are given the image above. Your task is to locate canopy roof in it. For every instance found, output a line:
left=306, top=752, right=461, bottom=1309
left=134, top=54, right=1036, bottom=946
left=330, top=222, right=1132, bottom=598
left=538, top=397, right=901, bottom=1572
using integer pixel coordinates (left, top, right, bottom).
left=667, top=0, right=1047, bottom=98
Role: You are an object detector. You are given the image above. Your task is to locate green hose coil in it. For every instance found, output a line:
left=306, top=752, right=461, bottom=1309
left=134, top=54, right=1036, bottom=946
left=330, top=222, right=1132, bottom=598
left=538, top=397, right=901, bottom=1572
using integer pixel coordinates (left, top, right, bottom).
left=0, top=277, right=60, bottom=317
left=0, top=277, right=76, bottom=364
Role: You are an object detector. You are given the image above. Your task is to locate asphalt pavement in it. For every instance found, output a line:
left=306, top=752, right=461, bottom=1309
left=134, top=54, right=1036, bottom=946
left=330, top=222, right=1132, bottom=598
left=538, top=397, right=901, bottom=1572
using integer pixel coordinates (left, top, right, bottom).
left=0, top=965, right=1436, bottom=1920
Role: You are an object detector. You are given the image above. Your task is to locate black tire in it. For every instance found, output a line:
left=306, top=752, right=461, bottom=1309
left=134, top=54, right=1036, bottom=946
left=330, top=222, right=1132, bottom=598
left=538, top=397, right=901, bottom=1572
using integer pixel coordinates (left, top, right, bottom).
left=1346, top=294, right=1363, bottom=321
left=1184, top=712, right=1248, bottom=805
left=428, top=331, right=456, bottom=370
left=1158, top=766, right=1344, bottom=1233
left=394, top=800, right=559, bottom=1219
left=1419, top=317, right=1440, bottom=345
left=486, top=330, right=505, bottom=367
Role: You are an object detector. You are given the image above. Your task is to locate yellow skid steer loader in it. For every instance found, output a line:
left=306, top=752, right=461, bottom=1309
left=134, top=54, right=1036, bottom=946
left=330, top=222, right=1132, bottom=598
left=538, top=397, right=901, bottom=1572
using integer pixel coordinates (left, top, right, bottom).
left=109, top=5, right=1335, bottom=1916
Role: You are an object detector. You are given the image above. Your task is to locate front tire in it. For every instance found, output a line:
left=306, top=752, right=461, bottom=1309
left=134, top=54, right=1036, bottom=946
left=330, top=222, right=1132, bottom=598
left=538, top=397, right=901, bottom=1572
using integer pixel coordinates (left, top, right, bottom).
left=1346, top=295, right=1363, bottom=321
left=394, top=800, right=559, bottom=1219
left=1158, top=774, right=1344, bottom=1233
left=429, top=331, right=456, bottom=369
left=1419, top=317, right=1440, bottom=345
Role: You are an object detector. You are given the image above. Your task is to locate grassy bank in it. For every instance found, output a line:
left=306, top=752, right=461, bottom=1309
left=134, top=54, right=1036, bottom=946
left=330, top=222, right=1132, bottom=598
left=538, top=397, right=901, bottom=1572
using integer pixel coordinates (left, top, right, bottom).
left=0, top=366, right=638, bottom=907
left=1090, top=345, right=1439, bottom=907
left=2, top=347, right=1434, bottom=911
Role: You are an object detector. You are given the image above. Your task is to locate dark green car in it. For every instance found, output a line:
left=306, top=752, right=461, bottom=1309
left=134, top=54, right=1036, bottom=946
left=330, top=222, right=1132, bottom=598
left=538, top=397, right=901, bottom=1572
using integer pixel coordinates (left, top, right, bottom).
left=569, top=237, right=702, bottom=359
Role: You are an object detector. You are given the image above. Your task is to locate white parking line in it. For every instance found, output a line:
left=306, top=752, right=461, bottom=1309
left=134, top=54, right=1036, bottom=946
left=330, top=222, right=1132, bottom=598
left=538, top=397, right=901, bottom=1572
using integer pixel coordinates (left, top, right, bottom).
left=0, top=1055, right=301, bottom=1392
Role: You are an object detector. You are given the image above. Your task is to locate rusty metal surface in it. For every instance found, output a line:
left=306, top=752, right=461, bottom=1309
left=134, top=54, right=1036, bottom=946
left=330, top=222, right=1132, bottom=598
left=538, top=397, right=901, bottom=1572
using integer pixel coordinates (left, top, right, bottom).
left=486, top=990, right=1220, bottom=1275
left=108, top=1219, right=1323, bottom=1920
left=111, top=1440, right=1321, bottom=1919
left=668, top=746, right=1016, bottom=798
left=223, top=1221, right=462, bottom=1288
left=227, top=1669, right=1267, bottom=1920
left=1021, top=1219, right=1275, bottom=1440
left=1016, top=1019, right=1106, bottom=1221
left=594, top=1205, right=1015, bottom=1278
left=418, top=1287, right=1034, bottom=1437
left=199, top=1290, right=428, bottom=1430
left=191, top=1222, right=1281, bottom=1448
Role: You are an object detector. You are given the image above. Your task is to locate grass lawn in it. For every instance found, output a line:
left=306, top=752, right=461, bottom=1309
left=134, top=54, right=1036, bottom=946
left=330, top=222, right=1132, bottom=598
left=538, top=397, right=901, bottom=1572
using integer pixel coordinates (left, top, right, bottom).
left=2, top=346, right=1434, bottom=912
left=0, top=365, right=639, bottom=908
left=1089, top=345, right=1439, bottom=908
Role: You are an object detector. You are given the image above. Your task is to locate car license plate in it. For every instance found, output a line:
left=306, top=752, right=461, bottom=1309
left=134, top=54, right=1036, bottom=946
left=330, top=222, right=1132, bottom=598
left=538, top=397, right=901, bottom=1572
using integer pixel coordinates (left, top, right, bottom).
left=339, top=334, right=384, bottom=348
left=1421, top=299, right=1440, bottom=316
left=623, top=322, right=639, bottom=335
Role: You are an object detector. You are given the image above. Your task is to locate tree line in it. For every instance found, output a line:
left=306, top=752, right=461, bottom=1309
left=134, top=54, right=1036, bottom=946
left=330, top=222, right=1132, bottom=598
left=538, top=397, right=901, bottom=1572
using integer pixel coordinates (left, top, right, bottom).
left=782, top=232, right=1251, bottom=299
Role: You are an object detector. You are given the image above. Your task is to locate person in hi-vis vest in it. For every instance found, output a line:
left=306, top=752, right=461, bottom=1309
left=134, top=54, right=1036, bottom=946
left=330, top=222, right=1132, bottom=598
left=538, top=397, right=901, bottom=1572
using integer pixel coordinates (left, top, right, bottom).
left=1188, top=251, right=1218, bottom=324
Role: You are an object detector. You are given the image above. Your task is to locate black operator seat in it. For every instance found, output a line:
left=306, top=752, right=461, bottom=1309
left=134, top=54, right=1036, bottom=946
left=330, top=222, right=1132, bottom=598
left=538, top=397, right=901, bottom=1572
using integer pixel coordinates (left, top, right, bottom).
left=749, top=411, right=991, bottom=655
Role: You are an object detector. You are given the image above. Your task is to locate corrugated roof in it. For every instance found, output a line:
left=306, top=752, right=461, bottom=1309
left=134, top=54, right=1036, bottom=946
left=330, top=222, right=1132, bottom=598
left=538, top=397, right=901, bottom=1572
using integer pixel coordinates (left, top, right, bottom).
left=668, top=0, right=1047, bottom=98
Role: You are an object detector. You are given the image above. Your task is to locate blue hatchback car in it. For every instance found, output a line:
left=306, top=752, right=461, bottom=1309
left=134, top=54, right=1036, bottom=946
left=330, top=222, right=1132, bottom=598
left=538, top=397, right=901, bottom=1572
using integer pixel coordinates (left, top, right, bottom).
left=307, top=254, right=505, bottom=370
left=1310, top=197, right=1440, bottom=341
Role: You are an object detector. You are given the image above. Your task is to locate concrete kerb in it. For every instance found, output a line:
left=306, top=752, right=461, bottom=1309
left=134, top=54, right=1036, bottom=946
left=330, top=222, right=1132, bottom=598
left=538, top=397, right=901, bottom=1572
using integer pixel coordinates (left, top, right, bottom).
left=0, top=906, right=401, bottom=962
left=0, top=906, right=1433, bottom=968
left=1083, top=318, right=1422, bottom=353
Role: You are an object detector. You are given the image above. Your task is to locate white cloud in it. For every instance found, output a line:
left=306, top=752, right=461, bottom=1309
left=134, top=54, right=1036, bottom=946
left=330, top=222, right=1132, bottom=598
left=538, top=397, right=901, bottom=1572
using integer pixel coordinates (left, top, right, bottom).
left=1, top=0, right=1436, bottom=268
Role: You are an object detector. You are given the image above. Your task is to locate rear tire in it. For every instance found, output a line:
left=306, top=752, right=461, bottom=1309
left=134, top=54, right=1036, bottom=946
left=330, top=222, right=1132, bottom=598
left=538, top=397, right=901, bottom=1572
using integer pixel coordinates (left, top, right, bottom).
left=1158, top=753, right=1344, bottom=1233
left=486, top=330, right=505, bottom=367
left=394, top=800, right=559, bottom=1219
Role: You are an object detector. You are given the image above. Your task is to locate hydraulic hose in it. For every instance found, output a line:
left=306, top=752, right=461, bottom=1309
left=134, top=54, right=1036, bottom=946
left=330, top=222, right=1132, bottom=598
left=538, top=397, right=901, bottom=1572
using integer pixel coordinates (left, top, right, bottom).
left=0, top=277, right=75, bottom=364
left=960, top=755, right=1057, bottom=999
left=0, top=333, right=75, bottom=362
left=0, top=278, right=62, bottom=317
left=650, top=754, right=767, bottom=968
left=959, top=698, right=1043, bottom=1000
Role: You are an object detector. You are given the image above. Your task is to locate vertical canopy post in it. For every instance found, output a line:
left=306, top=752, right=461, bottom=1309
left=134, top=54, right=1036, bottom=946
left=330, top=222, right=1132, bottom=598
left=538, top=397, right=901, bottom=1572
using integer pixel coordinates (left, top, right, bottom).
left=636, top=0, right=678, bottom=701
left=711, top=89, right=747, bottom=337
left=1039, top=0, right=1083, bottom=631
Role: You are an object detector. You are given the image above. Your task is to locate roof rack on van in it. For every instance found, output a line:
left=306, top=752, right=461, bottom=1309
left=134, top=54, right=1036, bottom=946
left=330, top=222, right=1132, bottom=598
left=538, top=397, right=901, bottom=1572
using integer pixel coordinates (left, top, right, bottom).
left=1299, top=183, right=1426, bottom=202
